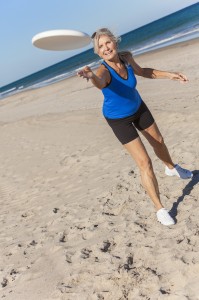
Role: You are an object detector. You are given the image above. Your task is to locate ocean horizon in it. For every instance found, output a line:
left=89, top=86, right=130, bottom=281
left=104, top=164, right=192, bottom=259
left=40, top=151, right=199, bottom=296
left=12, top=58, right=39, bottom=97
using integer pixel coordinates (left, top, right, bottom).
left=0, top=2, right=199, bottom=100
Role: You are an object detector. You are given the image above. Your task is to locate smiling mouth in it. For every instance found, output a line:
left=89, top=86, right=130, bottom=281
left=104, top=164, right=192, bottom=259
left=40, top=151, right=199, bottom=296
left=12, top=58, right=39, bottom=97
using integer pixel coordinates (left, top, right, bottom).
left=104, top=50, right=112, bottom=55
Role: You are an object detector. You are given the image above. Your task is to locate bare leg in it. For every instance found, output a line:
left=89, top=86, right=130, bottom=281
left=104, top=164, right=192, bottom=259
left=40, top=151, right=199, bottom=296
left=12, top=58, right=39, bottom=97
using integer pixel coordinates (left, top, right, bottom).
left=124, top=137, right=164, bottom=210
left=141, top=122, right=174, bottom=169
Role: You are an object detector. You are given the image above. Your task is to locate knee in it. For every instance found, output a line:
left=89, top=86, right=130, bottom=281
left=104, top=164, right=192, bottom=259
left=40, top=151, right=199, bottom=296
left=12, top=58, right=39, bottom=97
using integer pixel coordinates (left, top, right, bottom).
left=153, top=135, right=165, bottom=150
left=138, top=157, right=153, bottom=172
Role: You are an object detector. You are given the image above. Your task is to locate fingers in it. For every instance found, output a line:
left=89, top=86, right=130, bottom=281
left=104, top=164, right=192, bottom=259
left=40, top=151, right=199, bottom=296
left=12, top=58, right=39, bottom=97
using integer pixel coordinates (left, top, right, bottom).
left=77, top=66, right=92, bottom=80
left=178, top=73, right=188, bottom=82
left=78, top=72, right=90, bottom=80
left=77, top=70, right=87, bottom=79
left=172, top=72, right=189, bottom=83
left=77, top=70, right=83, bottom=77
left=77, top=71, right=85, bottom=78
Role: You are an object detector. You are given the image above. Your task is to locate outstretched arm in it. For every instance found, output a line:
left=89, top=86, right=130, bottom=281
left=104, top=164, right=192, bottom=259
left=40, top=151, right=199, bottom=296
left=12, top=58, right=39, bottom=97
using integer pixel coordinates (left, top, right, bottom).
left=126, top=53, right=188, bottom=83
left=77, top=65, right=110, bottom=89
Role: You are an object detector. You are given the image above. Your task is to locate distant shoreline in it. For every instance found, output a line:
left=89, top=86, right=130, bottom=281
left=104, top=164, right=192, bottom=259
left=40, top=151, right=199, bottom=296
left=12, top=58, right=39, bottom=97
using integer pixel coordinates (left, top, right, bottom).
left=0, top=37, right=199, bottom=102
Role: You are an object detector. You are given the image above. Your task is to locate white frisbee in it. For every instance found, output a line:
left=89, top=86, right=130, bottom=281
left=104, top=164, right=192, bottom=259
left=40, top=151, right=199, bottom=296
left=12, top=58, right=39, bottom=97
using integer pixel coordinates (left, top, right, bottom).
left=32, top=29, right=91, bottom=51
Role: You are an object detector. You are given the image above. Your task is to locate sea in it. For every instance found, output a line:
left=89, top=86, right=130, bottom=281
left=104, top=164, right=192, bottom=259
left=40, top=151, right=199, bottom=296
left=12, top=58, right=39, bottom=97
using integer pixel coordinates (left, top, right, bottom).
left=0, top=3, right=199, bottom=100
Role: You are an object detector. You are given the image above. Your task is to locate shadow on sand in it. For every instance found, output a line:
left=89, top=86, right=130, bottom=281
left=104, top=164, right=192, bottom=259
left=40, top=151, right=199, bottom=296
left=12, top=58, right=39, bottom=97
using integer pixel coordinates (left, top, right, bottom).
left=169, top=170, right=199, bottom=221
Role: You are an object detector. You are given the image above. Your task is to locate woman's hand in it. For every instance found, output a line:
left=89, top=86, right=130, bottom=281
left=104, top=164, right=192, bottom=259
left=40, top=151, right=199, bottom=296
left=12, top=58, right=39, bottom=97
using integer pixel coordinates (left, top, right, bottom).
left=77, top=64, right=110, bottom=89
left=170, top=72, right=189, bottom=83
left=77, top=66, right=94, bottom=81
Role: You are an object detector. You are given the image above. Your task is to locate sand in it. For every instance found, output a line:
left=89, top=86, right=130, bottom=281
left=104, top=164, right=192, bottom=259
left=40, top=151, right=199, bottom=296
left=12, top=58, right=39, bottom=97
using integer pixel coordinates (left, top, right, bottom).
left=0, top=39, right=199, bottom=300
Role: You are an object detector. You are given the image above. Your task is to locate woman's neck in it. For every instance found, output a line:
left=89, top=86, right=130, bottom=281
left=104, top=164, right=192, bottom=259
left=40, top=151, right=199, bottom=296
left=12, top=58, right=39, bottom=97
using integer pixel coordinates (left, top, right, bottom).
left=105, top=55, right=124, bottom=69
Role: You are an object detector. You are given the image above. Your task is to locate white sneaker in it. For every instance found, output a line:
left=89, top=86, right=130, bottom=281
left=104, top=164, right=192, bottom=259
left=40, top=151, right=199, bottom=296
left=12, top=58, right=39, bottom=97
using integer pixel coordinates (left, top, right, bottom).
left=156, top=208, right=175, bottom=226
left=165, top=164, right=193, bottom=179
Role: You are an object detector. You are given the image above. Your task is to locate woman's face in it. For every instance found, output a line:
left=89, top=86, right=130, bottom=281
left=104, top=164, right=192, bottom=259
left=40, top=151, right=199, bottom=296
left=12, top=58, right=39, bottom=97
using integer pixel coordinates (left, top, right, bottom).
left=97, top=35, right=117, bottom=60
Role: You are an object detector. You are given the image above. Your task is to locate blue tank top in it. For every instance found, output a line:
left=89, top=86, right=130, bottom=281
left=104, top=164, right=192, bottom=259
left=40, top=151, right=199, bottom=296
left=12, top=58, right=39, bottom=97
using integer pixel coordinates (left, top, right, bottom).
left=101, top=61, right=142, bottom=119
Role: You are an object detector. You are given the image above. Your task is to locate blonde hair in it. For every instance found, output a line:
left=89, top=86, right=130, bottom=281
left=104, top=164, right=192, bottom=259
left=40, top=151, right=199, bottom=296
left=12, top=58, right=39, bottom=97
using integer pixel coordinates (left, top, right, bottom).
left=91, top=28, right=132, bottom=64
left=92, top=28, right=121, bottom=54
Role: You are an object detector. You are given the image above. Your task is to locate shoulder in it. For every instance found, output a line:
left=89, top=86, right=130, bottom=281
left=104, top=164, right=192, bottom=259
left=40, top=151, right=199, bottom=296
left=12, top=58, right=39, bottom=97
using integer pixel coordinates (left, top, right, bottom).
left=118, top=51, right=133, bottom=65
left=96, top=63, right=110, bottom=77
left=119, top=51, right=144, bottom=76
left=95, top=63, right=111, bottom=87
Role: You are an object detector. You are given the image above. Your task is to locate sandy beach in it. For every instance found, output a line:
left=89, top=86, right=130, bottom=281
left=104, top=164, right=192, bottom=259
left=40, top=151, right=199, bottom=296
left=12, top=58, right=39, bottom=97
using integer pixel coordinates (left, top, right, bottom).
left=0, top=39, right=199, bottom=300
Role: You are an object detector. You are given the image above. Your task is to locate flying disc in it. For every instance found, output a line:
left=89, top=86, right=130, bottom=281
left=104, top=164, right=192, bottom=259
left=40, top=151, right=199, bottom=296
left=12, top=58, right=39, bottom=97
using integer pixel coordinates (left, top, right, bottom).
left=32, top=29, right=91, bottom=51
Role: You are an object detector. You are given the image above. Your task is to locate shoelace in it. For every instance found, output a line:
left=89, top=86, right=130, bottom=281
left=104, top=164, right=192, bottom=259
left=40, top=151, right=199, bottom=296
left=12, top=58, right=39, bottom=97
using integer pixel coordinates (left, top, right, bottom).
left=176, top=166, right=189, bottom=174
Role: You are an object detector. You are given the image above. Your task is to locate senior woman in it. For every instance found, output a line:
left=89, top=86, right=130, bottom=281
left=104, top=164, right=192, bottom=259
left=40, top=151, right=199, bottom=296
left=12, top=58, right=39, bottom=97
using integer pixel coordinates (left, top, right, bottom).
left=77, top=28, right=193, bottom=226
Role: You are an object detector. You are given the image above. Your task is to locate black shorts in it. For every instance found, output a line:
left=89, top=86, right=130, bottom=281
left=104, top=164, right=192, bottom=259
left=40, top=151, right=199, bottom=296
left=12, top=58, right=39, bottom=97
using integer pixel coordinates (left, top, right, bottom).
left=105, top=101, right=155, bottom=145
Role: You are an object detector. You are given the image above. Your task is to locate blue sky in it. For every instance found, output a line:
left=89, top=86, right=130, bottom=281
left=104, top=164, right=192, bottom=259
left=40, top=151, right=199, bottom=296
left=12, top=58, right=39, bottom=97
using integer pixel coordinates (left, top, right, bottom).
left=0, top=0, right=198, bottom=87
